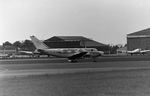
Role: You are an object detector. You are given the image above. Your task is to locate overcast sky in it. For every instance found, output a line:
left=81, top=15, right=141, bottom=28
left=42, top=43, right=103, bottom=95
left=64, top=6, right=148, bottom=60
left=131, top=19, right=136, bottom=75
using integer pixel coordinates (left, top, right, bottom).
left=1, top=0, right=150, bottom=45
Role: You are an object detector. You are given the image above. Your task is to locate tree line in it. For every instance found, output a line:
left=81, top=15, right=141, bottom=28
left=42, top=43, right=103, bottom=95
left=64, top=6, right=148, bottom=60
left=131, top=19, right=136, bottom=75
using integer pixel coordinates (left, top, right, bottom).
left=2, top=40, right=35, bottom=51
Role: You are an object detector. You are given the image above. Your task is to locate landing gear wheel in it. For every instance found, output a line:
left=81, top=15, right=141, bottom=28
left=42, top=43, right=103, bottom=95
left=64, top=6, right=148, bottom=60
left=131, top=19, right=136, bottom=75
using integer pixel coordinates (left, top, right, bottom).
left=92, top=57, right=97, bottom=62
left=68, top=59, right=77, bottom=63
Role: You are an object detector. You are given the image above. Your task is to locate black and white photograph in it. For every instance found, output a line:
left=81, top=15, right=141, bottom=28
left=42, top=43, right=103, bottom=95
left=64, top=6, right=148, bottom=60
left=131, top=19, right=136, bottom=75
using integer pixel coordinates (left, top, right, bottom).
left=1, top=0, right=150, bottom=96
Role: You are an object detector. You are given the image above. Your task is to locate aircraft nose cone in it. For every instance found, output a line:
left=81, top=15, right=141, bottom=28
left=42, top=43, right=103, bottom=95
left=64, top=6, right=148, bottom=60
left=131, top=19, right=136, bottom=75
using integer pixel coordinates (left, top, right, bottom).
left=91, top=51, right=103, bottom=57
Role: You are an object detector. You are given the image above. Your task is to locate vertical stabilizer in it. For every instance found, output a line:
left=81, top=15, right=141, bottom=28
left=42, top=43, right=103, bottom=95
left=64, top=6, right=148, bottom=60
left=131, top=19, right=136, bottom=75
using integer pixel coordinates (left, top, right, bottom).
left=30, top=36, right=49, bottom=49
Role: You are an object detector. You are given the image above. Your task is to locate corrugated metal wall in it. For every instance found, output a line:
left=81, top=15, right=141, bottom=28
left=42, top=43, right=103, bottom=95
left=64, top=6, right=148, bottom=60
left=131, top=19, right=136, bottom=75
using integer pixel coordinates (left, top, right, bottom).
left=44, top=41, right=81, bottom=48
left=127, top=37, right=150, bottom=50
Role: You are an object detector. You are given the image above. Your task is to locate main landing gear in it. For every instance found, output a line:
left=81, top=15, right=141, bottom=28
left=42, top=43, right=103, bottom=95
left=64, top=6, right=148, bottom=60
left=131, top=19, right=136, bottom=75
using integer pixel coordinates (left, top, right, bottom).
left=68, top=59, right=78, bottom=63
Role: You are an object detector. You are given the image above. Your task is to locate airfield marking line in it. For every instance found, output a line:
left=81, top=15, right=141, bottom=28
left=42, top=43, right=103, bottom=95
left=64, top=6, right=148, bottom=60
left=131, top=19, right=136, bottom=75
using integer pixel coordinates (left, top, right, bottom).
left=0, top=66, right=150, bottom=77
left=0, top=67, right=8, bottom=72
left=1, top=60, right=150, bottom=66
left=0, top=58, right=66, bottom=61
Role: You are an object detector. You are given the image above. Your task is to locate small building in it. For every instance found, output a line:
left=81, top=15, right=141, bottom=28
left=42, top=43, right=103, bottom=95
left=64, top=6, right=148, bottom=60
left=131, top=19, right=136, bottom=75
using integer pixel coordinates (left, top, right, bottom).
left=127, top=28, right=150, bottom=51
left=117, top=47, right=127, bottom=54
left=44, top=36, right=108, bottom=51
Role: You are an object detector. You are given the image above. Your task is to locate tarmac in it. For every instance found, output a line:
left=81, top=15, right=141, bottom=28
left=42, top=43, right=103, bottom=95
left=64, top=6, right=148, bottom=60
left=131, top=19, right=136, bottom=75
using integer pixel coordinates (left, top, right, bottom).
left=1, top=55, right=150, bottom=96
left=0, top=55, right=150, bottom=77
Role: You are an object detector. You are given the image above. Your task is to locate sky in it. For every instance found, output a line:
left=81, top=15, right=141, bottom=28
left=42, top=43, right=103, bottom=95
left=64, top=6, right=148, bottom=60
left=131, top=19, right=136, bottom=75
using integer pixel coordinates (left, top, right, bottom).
left=1, top=0, right=150, bottom=45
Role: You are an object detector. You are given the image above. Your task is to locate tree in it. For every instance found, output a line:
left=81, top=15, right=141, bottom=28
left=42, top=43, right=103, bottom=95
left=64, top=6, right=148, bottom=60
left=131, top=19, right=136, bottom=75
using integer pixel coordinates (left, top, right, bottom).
left=13, top=41, right=22, bottom=51
left=107, top=44, right=119, bottom=54
left=3, top=41, right=12, bottom=47
left=21, top=40, right=35, bottom=51
left=13, top=41, right=22, bottom=48
left=111, top=45, right=119, bottom=54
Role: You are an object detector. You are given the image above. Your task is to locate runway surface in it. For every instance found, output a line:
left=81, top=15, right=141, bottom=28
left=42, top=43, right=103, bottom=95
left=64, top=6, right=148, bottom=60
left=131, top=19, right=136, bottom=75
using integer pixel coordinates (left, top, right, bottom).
left=1, top=56, right=150, bottom=96
left=0, top=56, right=150, bottom=77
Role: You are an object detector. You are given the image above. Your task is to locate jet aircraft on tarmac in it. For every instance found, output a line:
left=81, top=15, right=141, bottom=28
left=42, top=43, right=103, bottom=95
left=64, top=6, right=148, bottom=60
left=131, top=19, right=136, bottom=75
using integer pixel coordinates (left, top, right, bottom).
left=30, top=36, right=104, bottom=62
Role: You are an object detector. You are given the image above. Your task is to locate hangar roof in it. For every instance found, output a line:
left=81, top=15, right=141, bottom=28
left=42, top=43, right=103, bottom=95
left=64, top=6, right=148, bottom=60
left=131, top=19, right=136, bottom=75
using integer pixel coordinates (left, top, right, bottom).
left=127, top=28, right=150, bottom=38
left=44, top=36, right=106, bottom=46
left=45, top=36, right=91, bottom=41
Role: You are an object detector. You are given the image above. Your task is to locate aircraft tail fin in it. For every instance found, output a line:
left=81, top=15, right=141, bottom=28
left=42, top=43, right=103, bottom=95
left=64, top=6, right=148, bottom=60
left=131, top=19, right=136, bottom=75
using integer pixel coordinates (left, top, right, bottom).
left=30, top=36, right=49, bottom=49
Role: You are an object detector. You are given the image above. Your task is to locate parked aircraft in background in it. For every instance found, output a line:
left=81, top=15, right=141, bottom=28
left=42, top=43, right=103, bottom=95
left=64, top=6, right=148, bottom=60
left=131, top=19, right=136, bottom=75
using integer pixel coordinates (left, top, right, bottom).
left=17, top=50, right=48, bottom=58
left=127, top=48, right=141, bottom=55
left=30, top=36, right=104, bottom=62
left=0, top=53, right=12, bottom=58
left=17, top=51, right=34, bottom=57
left=140, top=49, right=150, bottom=55
left=127, top=48, right=150, bottom=55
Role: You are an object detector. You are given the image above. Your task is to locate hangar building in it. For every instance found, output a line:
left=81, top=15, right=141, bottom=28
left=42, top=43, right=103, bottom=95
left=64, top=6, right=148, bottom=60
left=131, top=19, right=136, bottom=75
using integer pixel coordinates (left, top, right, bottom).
left=127, top=28, right=150, bottom=51
left=43, top=36, right=107, bottom=51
